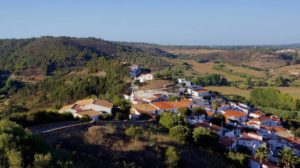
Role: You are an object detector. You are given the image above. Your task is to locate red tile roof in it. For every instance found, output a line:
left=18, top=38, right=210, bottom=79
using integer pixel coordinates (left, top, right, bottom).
left=151, top=101, right=175, bottom=109
left=223, top=110, right=247, bottom=118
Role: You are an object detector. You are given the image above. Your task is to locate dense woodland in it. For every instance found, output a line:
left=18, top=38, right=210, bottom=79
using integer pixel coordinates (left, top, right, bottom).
left=0, top=37, right=171, bottom=75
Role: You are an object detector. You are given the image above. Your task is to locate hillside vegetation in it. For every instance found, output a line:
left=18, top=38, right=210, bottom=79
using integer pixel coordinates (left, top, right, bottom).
left=0, top=37, right=171, bottom=76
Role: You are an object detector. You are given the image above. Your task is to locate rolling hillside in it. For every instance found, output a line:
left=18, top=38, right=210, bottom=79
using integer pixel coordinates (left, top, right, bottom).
left=0, top=37, right=172, bottom=76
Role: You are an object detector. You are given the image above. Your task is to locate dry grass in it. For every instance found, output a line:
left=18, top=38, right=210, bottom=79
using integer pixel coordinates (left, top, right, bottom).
left=174, top=59, right=245, bottom=81
left=206, top=86, right=251, bottom=98
left=116, top=140, right=147, bottom=152
left=164, top=49, right=225, bottom=56
left=140, top=80, right=175, bottom=90
left=224, top=64, right=266, bottom=78
left=271, top=64, right=300, bottom=76
left=67, top=69, right=106, bottom=77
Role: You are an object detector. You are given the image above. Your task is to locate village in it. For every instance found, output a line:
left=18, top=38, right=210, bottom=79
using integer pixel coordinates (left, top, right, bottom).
left=59, top=64, right=300, bottom=168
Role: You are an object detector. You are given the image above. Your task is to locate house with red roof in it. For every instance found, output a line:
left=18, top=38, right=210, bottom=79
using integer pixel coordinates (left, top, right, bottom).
left=151, top=101, right=178, bottom=114
left=222, top=110, right=248, bottom=123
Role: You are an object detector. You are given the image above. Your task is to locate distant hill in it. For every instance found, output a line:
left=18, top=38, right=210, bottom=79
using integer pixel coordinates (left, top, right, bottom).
left=125, top=42, right=300, bottom=70
left=0, top=37, right=172, bottom=75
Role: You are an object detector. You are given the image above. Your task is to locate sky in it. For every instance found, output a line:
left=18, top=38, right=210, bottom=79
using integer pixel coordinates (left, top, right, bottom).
left=0, top=0, right=299, bottom=45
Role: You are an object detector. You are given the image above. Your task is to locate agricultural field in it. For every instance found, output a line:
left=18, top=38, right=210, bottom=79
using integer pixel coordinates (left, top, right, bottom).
left=163, top=48, right=225, bottom=56
left=139, top=80, right=175, bottom=90
left=166, top=59, right=265, bottom=81
left=270, top=64, right=300, bottom=77
left=206, top=86, right=300, bottom=100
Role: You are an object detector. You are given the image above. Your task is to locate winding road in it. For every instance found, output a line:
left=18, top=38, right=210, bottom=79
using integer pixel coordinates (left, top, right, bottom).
left=29, top=120, right=152, bottom=135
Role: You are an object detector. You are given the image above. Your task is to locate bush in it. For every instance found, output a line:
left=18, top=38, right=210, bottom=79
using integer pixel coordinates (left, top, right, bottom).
left=192, top=127, right=219, bottom=148
left=159, top=112, right=186, bottom=130
left=165, top=146, right=180, bottom=168
left=125, top=126, right=143, bottom=140
left=169, top=125, right=190, bottom=144
left=210, top=114, right=226, bottom=126
left=227, top=151, right=249, bottom=168
left=8, top=111, right=77, bottom=127
left=101, top=113, right=113, bottom=120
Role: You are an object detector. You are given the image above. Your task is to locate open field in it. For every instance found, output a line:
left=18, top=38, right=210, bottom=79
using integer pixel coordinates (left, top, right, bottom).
left=167, top=59, right=254, bottom=81
left=271, top=64, right=300, bottom=76
left=223, top=64, right=266, bottom=78
left=164, top=48, right=225, bottom=56
left=206, top=86, right=300, bottom=99
left=140, top=80, right=175, bottom=90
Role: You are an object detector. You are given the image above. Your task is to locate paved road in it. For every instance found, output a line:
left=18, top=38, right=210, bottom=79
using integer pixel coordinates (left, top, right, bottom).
left=30, top=120, right=152, bottom=135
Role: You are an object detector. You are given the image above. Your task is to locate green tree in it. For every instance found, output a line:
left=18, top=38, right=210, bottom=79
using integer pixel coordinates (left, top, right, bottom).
left=211, top=99, right=219, bottom=112
left=33, top=153, right=52, bottom=168
left=165, top=146, right=180, bottom=168
left=192, top=127, right=219, bottom=148
left=169, top=125, right=190, bottom=144
left=255, top=146, right=267, bottom=168
left=227, top=151, right=249, bottom=168
left=159, top=112, right=186, bottom=130
left=250, top=88, right=300, bottom=111
left=192, top=107, right=207, bottom=116
left=279, top=148, right=299, bottom=168
left=178, top=107, right=192, bottom=117
left=210, top=114, right=226, bottom=126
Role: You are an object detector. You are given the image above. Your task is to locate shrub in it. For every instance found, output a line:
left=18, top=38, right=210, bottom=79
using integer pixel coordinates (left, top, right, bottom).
left=125, top=126, right=143, bottom=140
left=159, top=112, right=186, bottom=130
left=169, top=125, right=190, bottom=144
left=210, top=114, right=226, bottom=126
left=101, top=113, right=113, bottom=120
left=227, top=151, right=249, bottom=168
left=192, top=127, right=219, bottom=148
left=165, top=146, right=180, bottom=168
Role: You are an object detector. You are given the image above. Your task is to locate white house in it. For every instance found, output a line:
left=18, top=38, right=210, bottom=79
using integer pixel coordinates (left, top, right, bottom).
left=83, top=99, right=113, bottom=114
left=137, top=73, right=153, bottom=83
left=191, top=89, right=210, bottom=97
left=238, top=135, right=263, bottom=154
left=59, top=99, right=113, bottom=120
left=178, top=78, right=192, bottom=87
left=249, top=111, right=265, bottom=118
left=249, top=116, right=277, bottom=127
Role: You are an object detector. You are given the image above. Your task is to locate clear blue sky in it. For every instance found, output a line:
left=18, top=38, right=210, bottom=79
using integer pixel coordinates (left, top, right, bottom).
left=0, top=0, right=299, bottom=45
